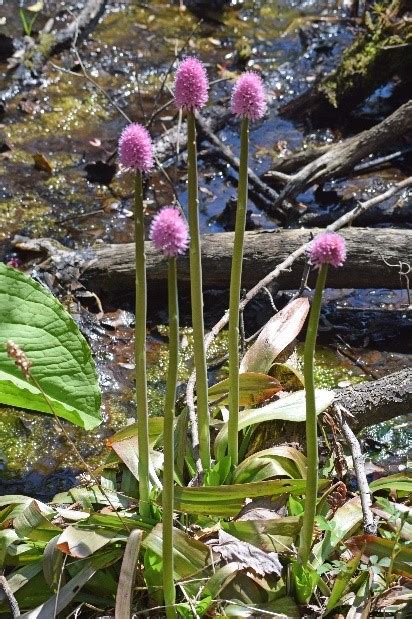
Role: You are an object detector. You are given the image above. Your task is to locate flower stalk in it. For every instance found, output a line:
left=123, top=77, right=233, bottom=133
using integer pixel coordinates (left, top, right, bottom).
left=298, top=263, right=328, bottom=565
left=187, top=111, right=211, bottom=471
left=228, top=116, right=249, bottom=466
left=162, top=257, right=179, bottom=618
left=227, top=71, right=266, bottom=467
left=134, top=170, right=151, bottom=519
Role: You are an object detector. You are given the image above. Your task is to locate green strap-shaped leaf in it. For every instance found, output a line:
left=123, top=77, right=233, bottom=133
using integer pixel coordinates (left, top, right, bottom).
left=172, top=479, right=329, bottom=517
left=214, top=389, right=334, bottom=460
left=0, top=264, right=101, bottom=429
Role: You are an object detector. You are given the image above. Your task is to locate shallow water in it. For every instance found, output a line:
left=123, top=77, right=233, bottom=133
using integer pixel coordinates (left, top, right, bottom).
left=0, top=0, right=410, bottom=493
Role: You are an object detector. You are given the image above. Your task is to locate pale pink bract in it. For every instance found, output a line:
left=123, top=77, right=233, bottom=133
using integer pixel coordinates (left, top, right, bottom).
left=308, top=232, right=347, bottom=268
left=149, top=207, right=189, bottom=257
left=118, top=123, right=154, bottom=172
left=231, top=72, right=266, bottom=121
left=174, top=57, right=209, bottom=111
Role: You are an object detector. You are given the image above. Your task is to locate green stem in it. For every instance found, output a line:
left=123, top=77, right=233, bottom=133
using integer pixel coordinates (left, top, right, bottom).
left=134, top=171, right=151, bottom=519
left=163, top=258, right=178, bottom=619
left=228, top=117, right=249, bottom=466
left=298, top=264, right=328, bottom=565
left=187, top=111, right=211, bottom=471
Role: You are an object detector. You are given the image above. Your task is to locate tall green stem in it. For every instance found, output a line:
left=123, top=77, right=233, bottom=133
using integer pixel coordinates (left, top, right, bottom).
left=228, top=117, right=249, bottom=466
left=187, top=111, right=210, bottom=471
left=162, top=257, right=178, bottom=619
left=134, top=171, right=151, bottom=519
left=298, top=264, right=328, bottom=565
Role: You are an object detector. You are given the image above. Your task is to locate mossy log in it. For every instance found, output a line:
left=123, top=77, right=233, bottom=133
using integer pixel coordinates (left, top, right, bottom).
left=281, top=0, right=412, bottom=119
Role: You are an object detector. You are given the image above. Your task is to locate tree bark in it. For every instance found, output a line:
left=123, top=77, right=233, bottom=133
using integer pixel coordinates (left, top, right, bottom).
left=248, top=368, right=411, bottom=453
left=74, top=227, right=412, bottom=296
left=337, top=367, right=412, bottom=432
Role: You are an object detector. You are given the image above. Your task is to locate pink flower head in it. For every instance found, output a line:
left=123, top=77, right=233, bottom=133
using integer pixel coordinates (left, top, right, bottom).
left=308, top=232, right=347, bottom=269
left=118, top=123, right=153, bottom=172
left=149, top=207, right=189, bottom=257
left=174, top=57, right=209, bottom=111
left=231, top=72, right=266, bottom=121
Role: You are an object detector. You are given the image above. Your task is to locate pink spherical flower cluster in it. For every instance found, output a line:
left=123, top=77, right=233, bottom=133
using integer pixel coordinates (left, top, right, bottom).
left=174, top=57, right=209, bottom=111
left=308, top=232, right=346, bottom=269
left=150, top=207, right=189, bottom=258
left=231, top=72, right=266, bottom=122
left=118, top=123, right=154, bottom=172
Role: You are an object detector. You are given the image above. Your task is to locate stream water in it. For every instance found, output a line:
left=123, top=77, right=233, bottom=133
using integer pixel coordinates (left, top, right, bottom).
left=0, top=0, right=410, bottom=497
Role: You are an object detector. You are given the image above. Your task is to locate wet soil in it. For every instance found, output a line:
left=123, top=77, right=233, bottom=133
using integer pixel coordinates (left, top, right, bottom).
left=0, top=1, right=410, bottom=493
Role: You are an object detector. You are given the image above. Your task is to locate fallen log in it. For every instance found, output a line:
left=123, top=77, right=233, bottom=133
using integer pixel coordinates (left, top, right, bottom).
left=337, top=367, right=412, bottom=432
left=267, top=99, right=412, bottom=215
left=14, top=228, right=411, bottom=297
left=247, top=368, right=412, bottom=452
left=82, top=227, right=412, bottom=294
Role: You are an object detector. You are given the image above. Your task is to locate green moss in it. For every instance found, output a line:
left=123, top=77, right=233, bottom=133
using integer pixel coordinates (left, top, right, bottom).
left=318, top=1, right=412, bottom=109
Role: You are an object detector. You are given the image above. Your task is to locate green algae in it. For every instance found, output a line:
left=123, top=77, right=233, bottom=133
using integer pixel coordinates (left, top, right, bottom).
left=0, top=194, right=50, bottom=241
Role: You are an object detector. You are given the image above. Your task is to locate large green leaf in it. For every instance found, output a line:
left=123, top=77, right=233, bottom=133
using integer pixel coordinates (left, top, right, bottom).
left=312, top=497, right=363, bottom=567
left=370, top=472, right=412, bottom=493
left=13, top=500, right=60, bottom=542
left=0, top=263, right=101, bottom=429
left=172, top=479, right=329, bottom=517
left=214, top=389, right=334, bottom=460
left=56, top=525, right=127, bottom=558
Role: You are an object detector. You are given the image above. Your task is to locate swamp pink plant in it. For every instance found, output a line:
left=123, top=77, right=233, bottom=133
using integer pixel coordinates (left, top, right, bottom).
left=227, top=72, right=266, bottom=466
left=118, top=123, right=154, bottom=172
left=118, top=123, right=153, bottom=519
left=298, top=231, right=347, bottom=567
left=308, top=232, right=347, bottom=269
left=149, top=207, right=189, bottom=619
left=174, top=59, right=211, bottom=471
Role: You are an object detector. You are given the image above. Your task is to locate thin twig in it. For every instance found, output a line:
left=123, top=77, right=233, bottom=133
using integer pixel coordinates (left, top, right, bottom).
left=333, top=403, right=377, bottom=535
left=186, top=372, right=202, bottom=474
left=0, top=576, right=20, bottom=618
